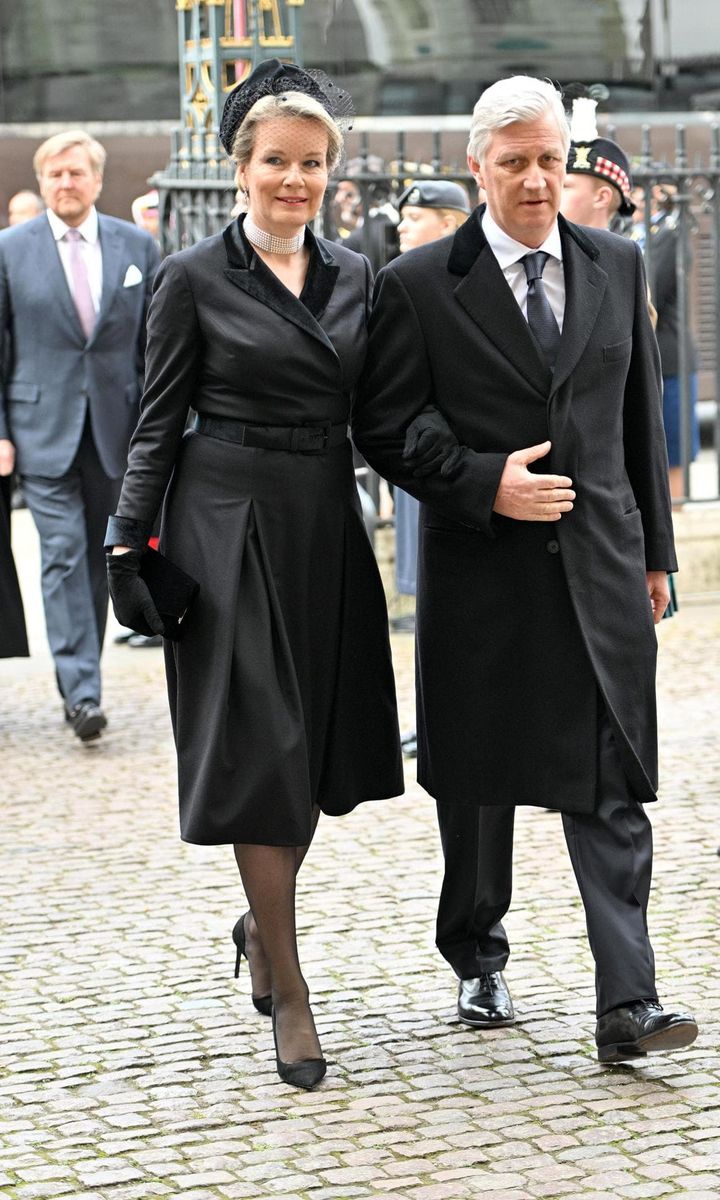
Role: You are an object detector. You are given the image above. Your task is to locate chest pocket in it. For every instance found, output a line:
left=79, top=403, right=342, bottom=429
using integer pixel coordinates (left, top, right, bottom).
left=602, top=338, right=632, bottom=363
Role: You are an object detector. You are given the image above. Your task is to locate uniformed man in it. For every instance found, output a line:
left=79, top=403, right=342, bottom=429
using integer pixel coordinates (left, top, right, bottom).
left=560, top=99, right=636, bottom=231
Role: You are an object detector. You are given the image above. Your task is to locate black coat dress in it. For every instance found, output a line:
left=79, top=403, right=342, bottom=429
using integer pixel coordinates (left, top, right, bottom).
left=353, top=209, right=677, bottom=815
left=111, top=219, right=403, bottom=845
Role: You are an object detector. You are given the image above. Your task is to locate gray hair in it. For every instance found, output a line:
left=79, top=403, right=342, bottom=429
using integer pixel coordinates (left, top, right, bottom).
left=468, top=76, right=569, bottom=164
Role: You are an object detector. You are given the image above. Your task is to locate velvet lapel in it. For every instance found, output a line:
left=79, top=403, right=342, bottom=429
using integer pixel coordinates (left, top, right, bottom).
left=91, top=217, right=126, bottom=345
left=222, top=218, right=339, bottom=358
left=448, top=208, right=552, bottom=397
left=29, top=218, right=86, bottom=345
left=551, top=217, right=608, bottom=393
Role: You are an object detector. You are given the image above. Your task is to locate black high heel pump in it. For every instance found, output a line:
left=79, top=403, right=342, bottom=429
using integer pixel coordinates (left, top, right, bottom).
left=272, top=1006, right=327, bottom=1090
left=232, top=913, right=272, bottom=1016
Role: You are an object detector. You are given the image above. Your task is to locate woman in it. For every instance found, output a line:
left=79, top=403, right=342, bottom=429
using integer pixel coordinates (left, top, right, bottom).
left=396, top=179, right=471, bottom=256
left=106, top=59, right=403, bottom=1090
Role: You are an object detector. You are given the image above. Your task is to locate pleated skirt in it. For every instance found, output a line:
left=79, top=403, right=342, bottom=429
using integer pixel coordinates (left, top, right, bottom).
left=160, top=429, right=403, bottom=845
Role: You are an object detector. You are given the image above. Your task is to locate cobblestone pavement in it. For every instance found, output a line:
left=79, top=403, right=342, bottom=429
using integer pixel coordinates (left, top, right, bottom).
left=1, top=513, right=718, bottom=1200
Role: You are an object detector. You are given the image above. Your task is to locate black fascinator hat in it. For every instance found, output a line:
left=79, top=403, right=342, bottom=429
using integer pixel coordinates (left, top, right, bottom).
left=219, top=58, right=354, bottom=156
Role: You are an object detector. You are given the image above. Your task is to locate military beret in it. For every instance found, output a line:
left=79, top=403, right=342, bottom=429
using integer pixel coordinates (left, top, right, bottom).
left=398, top=180, right=471, bottom=214
left=566, top=137, right=636, bottom=217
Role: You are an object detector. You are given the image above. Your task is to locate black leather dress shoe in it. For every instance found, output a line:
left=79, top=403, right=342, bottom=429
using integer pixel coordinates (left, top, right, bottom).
left=127, top=633, right=163, bottom=648
left=596, top=1000, right=698, bottom=1063
left=67, top=701, right=107, bottom=742
left=458, top=971, right=515, bottom=1027
left=400, top=728, right=417, bottom=759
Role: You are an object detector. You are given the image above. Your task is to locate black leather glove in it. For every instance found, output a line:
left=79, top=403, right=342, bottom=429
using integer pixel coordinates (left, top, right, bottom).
left=402, top=409, right=463, bottom=478
left=107, top=550, right=165, bottom=638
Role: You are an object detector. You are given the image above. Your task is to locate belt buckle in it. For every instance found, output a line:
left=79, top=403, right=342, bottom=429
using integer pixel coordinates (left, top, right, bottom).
left=292, top=422, right=331, bottom=454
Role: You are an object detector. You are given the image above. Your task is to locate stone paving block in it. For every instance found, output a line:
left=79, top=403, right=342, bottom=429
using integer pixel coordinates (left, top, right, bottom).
left=527, top=1184, right=582, bottom=1198
left=161, top=1192, right=226, bottom=1200
left=214, top=1187, right=267, bottom=1199
left=53, top=1194, right=108, bottom=1200
left=15, top=1166, right=74, bottom=1183
left=302, top=1189, right=373, bottom=1200
left=5, top=1187, right=76, bottom=1199
left=171, top=1171, right=237, bottom=1188
left=76, top=1166, right=145, bottom=1187
left=319, top=1165, right=387, bottom=1185
left=616, top=1185, right=675, bottom=1198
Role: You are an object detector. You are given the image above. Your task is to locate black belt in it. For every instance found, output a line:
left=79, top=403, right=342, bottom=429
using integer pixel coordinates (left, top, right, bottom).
left=195, top=414, right=347, bottom=455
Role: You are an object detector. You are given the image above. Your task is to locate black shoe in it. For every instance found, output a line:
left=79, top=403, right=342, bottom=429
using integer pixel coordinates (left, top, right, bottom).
left=272, top=1006, right=326, bottom=1091
left=66, top=701, right=107, bottom=742
left=231, top=914, right=272, bottom=1016
left=400, top=728, right=417, bottom=759
left=127, top=633, right=163, bottom=648
left=458, top=971, right=515, bottom=1027
left=596, top=1000, right=698, bottom=1063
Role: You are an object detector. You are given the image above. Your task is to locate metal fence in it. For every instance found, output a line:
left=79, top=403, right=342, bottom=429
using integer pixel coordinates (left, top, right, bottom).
left=154, top=119, right=720, bottom=504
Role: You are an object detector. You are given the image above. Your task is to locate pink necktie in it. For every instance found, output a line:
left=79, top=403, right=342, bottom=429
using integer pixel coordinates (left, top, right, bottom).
left=65, top=229, right=96, bottom=340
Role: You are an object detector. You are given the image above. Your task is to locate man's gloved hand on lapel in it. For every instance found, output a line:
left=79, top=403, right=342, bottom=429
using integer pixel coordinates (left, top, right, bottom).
left=106, top=550, right=165, bottom=638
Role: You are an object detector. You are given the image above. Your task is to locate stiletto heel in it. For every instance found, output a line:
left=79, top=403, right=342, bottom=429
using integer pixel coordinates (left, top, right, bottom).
left=272, top=1006, right=326, bottom=1091
left=231, top=913, right=272, bottom=1016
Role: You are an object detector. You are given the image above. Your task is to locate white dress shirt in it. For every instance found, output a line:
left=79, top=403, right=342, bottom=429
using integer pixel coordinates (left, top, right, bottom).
left=482, top=208, right=565, bottom=332
left=47, top=207, right=103, bottom=315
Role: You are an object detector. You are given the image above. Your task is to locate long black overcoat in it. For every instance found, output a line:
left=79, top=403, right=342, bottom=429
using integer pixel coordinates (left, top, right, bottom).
left=110, top=219, right=403, bottom=845
left=353, top=208, right=677, bottom=814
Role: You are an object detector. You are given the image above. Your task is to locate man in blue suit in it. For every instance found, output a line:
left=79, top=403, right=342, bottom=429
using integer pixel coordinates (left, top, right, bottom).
left=0, top=131, right=160, bottom=740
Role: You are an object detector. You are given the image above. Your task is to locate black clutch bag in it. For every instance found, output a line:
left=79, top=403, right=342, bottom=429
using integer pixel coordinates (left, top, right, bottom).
left=139, top=549, right=199, bottom=641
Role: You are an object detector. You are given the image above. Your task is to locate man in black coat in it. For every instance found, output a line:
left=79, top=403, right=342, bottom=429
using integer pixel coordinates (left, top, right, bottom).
left=353, top=75, right=698, bottom=1062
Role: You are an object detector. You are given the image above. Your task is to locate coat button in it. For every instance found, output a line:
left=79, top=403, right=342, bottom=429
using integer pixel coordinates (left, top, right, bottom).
left=546, top=539, right=560, bottom=554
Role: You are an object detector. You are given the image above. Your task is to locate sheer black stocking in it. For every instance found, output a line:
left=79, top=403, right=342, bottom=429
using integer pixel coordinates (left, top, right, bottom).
left=234, top=804, right=322, bottom=1062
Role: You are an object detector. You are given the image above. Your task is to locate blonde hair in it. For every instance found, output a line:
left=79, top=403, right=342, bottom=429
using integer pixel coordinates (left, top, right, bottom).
left=34, top=130, right=107, bottom=178
left=437, top=207, right=470, bottom=230
left=468, top=76, right=569, bottom=164
left=231, top=93, right=343, bottom=172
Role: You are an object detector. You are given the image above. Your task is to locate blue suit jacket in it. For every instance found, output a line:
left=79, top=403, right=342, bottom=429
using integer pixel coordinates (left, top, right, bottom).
left=0, top=211, right=160, bottom=478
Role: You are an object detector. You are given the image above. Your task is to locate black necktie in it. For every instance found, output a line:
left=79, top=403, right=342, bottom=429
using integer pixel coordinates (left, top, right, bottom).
left=521, top=251, right=561, bottom=370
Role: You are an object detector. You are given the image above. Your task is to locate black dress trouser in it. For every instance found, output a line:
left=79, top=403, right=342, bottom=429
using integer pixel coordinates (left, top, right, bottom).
left=435, top=709, right=657, bottom=1017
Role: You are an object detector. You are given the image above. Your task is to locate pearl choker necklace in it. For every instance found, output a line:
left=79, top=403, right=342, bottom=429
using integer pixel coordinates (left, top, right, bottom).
left=244, top=216, right=305, bottom=255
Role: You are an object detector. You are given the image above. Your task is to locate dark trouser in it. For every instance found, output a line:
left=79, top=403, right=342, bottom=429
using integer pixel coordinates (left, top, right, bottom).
left=21, top=420, right=121, bottom=710
left=435, top=710, right=657, bottom=1017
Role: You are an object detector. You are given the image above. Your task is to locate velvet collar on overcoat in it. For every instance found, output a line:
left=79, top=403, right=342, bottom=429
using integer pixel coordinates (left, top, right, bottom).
left=222, top=215, right=342, bottom=359
left=446, top=204, right=609, bottom=397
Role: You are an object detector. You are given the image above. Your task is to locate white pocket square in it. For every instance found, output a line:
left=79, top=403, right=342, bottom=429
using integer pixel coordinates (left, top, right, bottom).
left=123, top=264, right=143, bottom=287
